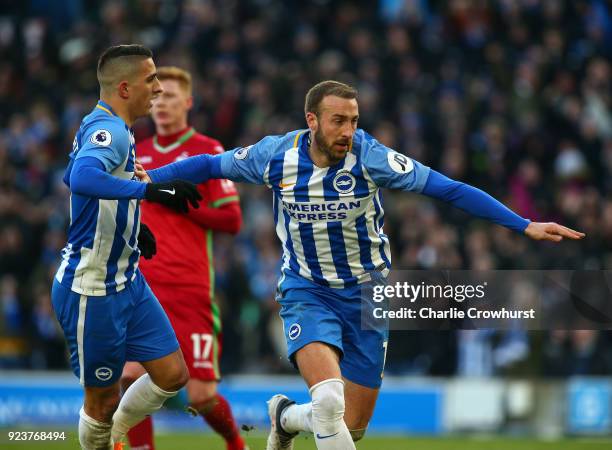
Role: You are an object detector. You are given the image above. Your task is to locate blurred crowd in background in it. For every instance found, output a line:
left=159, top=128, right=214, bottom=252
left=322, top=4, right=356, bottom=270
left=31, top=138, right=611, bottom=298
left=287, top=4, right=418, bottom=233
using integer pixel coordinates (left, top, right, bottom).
left=1, top=0, right=612, bottom=378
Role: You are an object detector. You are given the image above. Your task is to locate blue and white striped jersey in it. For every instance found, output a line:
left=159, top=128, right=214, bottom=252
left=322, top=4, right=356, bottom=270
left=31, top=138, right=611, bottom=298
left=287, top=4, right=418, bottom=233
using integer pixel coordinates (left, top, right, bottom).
left=219, top=129, right=431, bottom=288
left=56, top=101, right=140, bottom=296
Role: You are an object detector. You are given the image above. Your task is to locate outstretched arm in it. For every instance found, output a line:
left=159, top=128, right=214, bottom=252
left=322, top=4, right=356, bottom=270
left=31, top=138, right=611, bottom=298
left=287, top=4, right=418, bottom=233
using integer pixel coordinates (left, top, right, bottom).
left=146, top=154, right=223, bottom=184
left=422, top=170, right=584, bottom=242
left=71, top=156, right=147, bottom=199
left=72, top=157, right=201, bottom=213
left=142, top=135, right=282, bottom=185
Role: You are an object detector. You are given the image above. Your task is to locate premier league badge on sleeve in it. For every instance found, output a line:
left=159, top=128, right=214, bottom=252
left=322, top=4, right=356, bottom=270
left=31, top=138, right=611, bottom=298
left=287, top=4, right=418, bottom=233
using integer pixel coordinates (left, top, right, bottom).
left=90, top=129, right=112, bottom=146
left=234, top=145, right=252, bottom=160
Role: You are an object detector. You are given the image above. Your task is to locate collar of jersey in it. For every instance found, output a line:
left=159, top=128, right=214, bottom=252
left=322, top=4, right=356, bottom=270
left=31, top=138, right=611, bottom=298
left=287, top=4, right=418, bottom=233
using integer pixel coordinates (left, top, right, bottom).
left=153, top=127, right=195, bottom=153
left=95, top=100, right=118, bottom=117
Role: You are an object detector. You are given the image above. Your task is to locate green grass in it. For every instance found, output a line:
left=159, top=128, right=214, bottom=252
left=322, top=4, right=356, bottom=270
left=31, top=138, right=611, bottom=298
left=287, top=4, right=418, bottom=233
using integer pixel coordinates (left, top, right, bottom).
left=2, top=432, right=612, bottom=450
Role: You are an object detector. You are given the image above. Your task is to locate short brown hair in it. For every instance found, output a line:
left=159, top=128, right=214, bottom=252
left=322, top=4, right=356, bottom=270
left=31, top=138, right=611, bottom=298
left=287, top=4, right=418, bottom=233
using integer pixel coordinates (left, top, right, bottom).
left=97, top=44, right=153, bottom=92
left=157, top=66, right=193, bottom=96
left=304, top=80, right=358, bottom=116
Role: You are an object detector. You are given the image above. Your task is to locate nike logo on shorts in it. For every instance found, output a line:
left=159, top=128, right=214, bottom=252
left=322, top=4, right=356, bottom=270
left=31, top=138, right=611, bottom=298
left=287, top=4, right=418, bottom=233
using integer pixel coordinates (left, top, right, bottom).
left=159, top=188, right=175, bottom=195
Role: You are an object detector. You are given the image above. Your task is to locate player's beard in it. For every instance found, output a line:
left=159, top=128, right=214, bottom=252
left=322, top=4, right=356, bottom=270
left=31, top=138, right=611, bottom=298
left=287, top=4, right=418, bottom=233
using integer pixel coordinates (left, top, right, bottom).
left=313, top=128, right=350, bottom=164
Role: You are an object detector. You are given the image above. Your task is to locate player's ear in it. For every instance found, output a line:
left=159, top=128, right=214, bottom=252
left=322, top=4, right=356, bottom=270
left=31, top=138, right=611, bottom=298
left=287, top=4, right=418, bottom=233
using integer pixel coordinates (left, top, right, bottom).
left=186, top=95, right=194, bottom=111
left=306, top=111, right=318, bottom=130
left=118, top=80, right=130, bottom=99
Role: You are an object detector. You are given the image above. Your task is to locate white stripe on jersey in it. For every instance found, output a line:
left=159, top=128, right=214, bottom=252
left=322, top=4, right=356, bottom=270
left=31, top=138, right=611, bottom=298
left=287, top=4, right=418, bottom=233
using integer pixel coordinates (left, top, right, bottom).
left=362, top=164, right=391, bottom=271
left=263, top=160, right=271, bottom=187
left=55, top=255, right=69, bottom=284
left=275, top=195, right=291, bottom=275
left=114, top=199, right=139, bottom=287
left=72, top=199, right=120, bottom=295
left=281, top=146, right=313, bottom=280
left=374, top=192, right=392, bottom=264
left=55, top=199, right=74, bottom=282
left=77, top=294, right=87, bottom=386
left=365, top=197, right=387, bottom=269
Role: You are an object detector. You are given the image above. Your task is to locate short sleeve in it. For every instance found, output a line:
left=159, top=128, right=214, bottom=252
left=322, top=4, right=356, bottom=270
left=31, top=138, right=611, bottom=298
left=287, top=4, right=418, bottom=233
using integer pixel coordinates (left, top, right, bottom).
left=75, top=119, right=129, bottom=173
left=360, top=133, right=431, bottom=192
left=219, top=135, right=279, bottom=184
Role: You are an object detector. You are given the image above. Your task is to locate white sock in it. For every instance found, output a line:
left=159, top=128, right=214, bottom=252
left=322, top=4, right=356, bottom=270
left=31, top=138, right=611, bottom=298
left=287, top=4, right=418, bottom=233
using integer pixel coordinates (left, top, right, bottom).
left=281, top=402, right=313, bottom=434
left=310, top=378, right=355, bottom=450
left=111, top=374, right=177, bottom=442
left=79, top=407, right=113, bottom=450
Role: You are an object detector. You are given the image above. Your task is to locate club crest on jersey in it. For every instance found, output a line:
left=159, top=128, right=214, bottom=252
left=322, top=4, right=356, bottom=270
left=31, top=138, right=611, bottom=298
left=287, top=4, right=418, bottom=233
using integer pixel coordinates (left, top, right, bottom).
left=288, top=323, right=301, bottom=340
left=234, top=145, right=251, bottom=160
left=95, top=367, right=113, bottom=381
left=333, top=171, right=356, bottom=194
left=90, top=129, right=112, bottom=146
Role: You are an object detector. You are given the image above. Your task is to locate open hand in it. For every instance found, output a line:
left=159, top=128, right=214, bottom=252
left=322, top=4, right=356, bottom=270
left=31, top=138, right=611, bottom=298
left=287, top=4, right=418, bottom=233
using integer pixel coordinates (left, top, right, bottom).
left=134, top=159, right=151, bottom=183
left=524, top=222, right=585, bottom=242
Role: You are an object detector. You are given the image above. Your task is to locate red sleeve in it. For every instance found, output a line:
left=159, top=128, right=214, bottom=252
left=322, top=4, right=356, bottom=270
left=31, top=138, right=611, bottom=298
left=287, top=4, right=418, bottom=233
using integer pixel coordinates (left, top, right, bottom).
left=186, top=198, right=242, bottom=234
left=185, top=137, right=242, bottom=233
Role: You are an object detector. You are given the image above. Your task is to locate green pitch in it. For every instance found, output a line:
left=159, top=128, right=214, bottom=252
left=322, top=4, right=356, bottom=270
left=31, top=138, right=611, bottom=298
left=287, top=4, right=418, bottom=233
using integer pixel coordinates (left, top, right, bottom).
left=3, top=433, right=612, bottom=450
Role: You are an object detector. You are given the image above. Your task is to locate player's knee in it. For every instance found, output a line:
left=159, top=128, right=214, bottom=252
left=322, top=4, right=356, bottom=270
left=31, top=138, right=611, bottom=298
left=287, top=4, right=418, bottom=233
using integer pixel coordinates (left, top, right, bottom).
left=120, top=371, right=140, bottom=392
left=150, top=357, right=189, bottom=392
left=121, top=362, right=146, bottom=391
left=349, top=428, right=367, bottom=442
left=189, top=395, right=217, bottom=415
left=165, top=374, right=188, bottom=392
left=187, top=381, right=217, bottom=410
left=164, top=364, right=189, bottom=392
left=345, top=414, right=371, bottom=432
left=310, top=378, right=345, bottom=422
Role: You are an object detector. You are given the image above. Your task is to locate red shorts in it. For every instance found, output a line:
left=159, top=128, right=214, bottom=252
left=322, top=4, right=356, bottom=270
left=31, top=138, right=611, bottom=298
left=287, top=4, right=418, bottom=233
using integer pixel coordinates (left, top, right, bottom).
left=150, top=284, right=222, bottom=381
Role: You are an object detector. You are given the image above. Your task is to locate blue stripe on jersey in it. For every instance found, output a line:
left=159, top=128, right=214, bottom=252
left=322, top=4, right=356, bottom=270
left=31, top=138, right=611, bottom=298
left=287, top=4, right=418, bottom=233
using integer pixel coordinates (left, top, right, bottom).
left=269, top=151, right=300, bottom=275
left=267, top=150, right=286, bottom=188
left=355, top=213, right=375, bottom=271
left=349, top=149, right=375, bottom=272
left=321, top=158, right=352, bottom=283
left=104, top=199, right=130, bottom=294
left=351, top=155, right=370, bottom=199
left=373, top=190, right=391, bottom=267
left=62, top=195, right=99, bottom=287
left=124, top=202, right=140, bottom=282
left=296, top=138, right=328, bottom=286
left=124, top=125, right=135, bottom=172
left=277, top=193, right=300, bottom=275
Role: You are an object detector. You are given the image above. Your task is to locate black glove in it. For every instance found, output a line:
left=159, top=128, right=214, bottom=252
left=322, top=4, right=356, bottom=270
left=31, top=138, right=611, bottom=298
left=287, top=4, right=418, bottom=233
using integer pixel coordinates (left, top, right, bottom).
left=144, top=180, right=202, bottom=213
left=138, top=223, right=157, bottom=259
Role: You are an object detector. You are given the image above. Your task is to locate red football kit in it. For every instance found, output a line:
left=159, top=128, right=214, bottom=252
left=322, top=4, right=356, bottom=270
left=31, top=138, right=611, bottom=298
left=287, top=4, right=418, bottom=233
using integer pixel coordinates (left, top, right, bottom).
left=137, top=127, right=241, bottom=380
